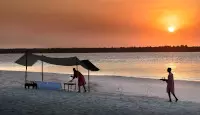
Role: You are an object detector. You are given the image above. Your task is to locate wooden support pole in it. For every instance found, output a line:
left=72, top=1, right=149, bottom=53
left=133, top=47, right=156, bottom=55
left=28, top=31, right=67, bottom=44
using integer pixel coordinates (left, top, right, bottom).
left=88, top=70, right=90, bottom=92
left=42, top=55, right=44, bottom=81
left=76, top=58, right=78, bottom=71
left=25, top=51, right=28, bottom=83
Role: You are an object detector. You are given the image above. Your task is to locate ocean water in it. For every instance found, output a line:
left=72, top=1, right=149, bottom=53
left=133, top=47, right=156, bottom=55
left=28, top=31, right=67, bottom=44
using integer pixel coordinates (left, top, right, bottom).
left=1, top=52, right=200, bottom=81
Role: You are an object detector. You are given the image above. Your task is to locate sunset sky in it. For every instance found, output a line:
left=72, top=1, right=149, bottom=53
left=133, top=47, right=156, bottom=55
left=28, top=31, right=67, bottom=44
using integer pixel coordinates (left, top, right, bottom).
left=0, top=0, right=200, bottom=48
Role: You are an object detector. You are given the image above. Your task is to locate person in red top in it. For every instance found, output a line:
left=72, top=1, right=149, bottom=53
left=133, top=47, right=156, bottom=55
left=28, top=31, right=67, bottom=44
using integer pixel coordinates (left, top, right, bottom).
left=71, top=68, right=86, bottom=92
left=161, top=68, right=178, bottom=102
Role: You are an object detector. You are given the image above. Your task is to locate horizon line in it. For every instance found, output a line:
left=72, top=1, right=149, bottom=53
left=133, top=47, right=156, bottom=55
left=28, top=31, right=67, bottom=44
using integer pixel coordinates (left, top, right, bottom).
left=0, top=45, right=198, bottom=49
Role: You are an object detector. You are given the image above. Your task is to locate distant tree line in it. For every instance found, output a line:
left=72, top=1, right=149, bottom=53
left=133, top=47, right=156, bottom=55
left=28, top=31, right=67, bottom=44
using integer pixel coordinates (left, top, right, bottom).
left=1, top=45, right=200, bottom=53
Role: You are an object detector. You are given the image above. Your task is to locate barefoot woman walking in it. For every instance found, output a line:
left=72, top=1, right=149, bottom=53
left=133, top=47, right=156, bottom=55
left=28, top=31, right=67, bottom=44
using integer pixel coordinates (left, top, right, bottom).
left=160, top=68, right=178, bottom=102
left=71, top=68, right=87, bottom=92
left=166, top=68, right=178, bottom=102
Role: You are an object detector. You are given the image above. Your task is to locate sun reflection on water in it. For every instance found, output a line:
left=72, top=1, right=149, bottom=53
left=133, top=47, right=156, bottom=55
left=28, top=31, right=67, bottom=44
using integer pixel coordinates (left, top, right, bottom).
left=165, top=63, right=177, bottom=70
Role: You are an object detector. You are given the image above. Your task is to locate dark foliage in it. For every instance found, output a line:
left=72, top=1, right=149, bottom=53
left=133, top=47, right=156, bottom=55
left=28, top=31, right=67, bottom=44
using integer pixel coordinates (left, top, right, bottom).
left=0, top=45, right=199, bottom=54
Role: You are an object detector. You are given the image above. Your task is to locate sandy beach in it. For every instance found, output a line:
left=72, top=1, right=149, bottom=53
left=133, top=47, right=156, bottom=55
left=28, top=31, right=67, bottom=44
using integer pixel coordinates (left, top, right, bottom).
left=1, top=88, right=200, bottom=115
left=0, top=70, right=200, bottom=115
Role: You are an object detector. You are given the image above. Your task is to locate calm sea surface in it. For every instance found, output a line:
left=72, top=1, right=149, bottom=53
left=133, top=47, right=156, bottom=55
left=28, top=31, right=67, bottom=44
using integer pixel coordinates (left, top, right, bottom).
left=1, top=52, right=200, bottom=81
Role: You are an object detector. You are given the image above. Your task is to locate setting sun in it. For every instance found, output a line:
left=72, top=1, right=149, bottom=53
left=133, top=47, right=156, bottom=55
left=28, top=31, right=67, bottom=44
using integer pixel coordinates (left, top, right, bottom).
left=168, top=26, right=175, bottom=32
left=157, top=10, right=192, bottom=34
